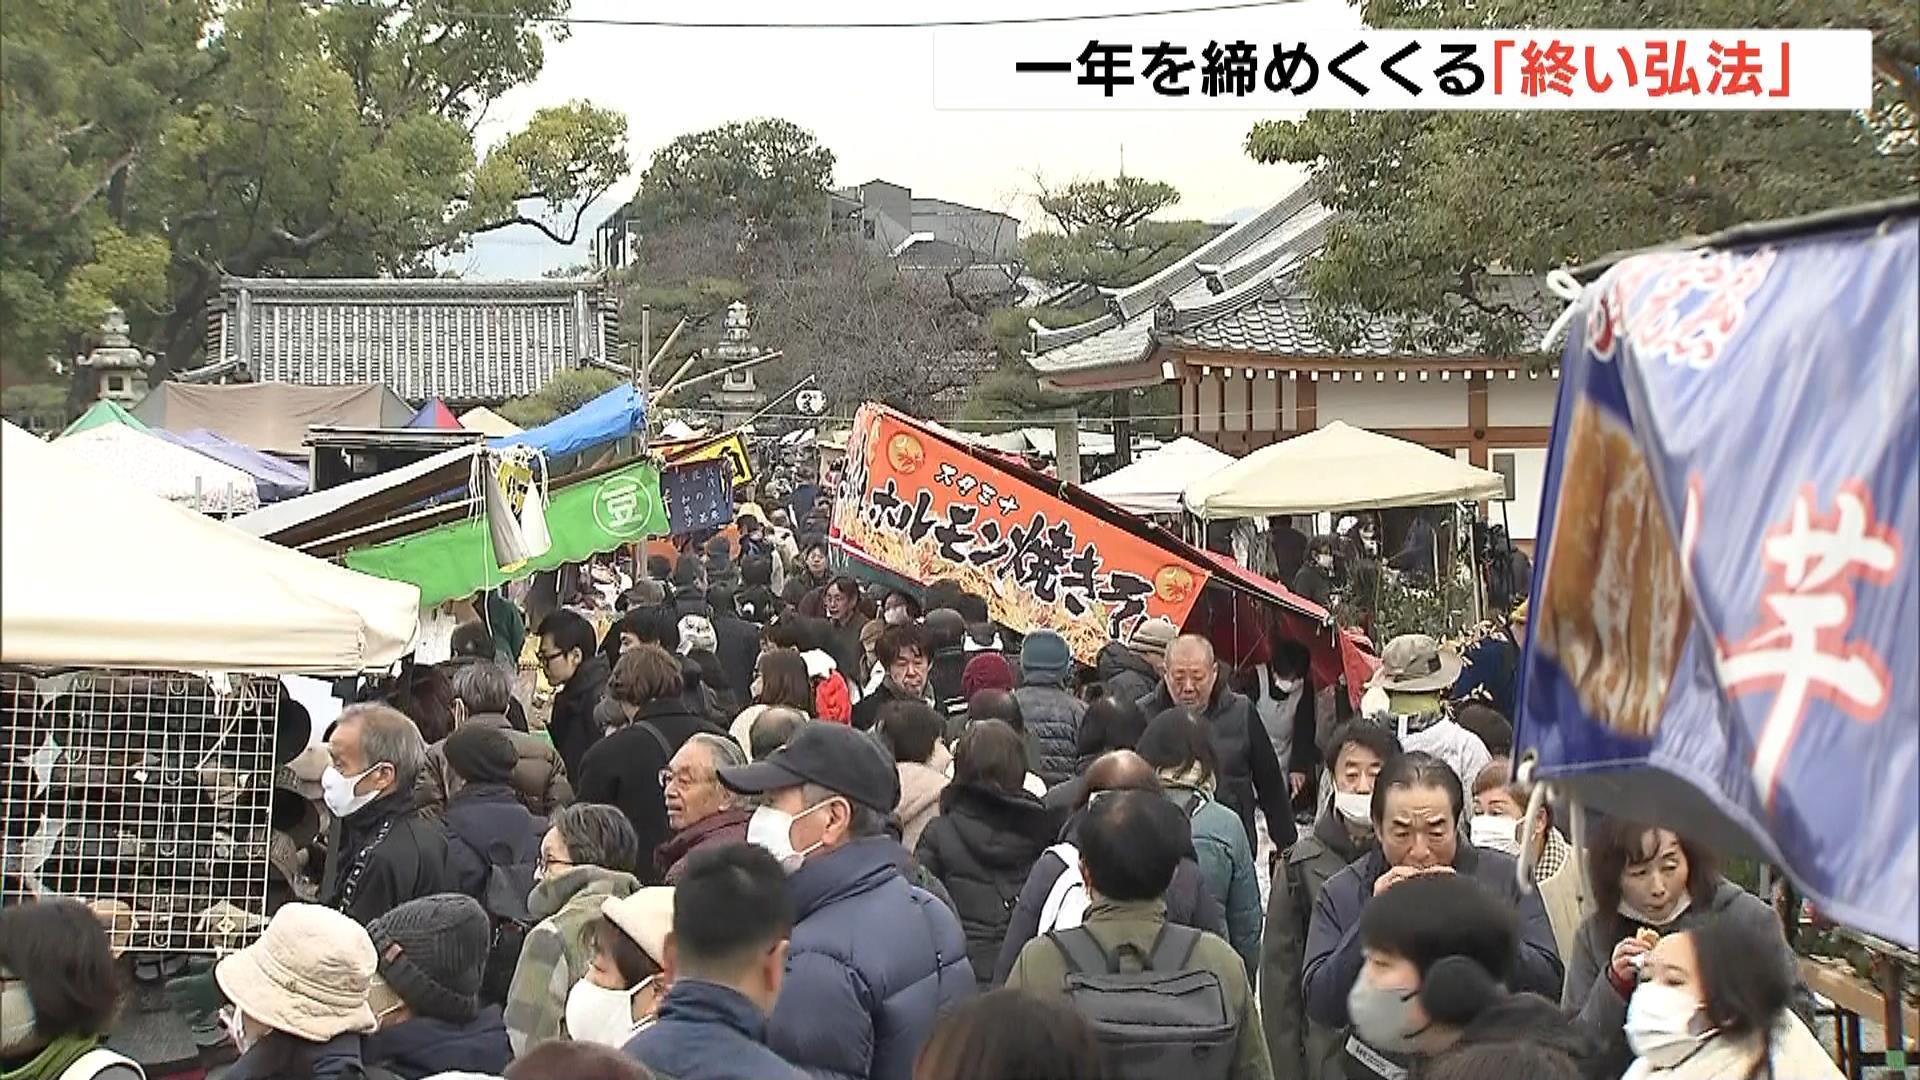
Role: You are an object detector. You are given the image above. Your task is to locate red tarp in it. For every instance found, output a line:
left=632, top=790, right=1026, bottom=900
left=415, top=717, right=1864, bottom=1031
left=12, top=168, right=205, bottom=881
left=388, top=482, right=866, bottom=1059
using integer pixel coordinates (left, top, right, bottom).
left=408, top=398, right=462, bottom=430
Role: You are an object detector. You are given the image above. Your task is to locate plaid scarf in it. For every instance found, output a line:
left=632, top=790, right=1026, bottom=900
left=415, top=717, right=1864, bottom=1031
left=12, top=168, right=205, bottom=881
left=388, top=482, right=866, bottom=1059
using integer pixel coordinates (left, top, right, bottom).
left=1534, top=828, right=1570, bottom=884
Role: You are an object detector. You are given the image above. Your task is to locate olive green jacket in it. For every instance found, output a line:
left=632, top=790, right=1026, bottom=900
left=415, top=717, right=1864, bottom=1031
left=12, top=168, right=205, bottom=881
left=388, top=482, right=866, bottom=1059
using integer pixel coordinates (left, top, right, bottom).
left=1007, top=897, right=1273, bottom=1080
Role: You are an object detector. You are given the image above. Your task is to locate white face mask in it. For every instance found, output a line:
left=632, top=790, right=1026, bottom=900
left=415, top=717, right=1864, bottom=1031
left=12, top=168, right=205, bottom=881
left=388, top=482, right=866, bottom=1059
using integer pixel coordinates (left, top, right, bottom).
left=1625, top=982, right=1712, bottom=1067
left=1, top=976, right=38, bottom=1053
left=1620, top=893, right=1692, bottom=928
left=1316, top=554, right=1335, bottom=570
left=224, top=1005, right=258, bottom=1055
left=1273, top=677, right=1303, bottom=696
left=321, top=763, right=386, bottom=818
left=747, top=800, right=834, bottom=873
left=1469, top=814, right=1523, bottom=856
left=565, top=976, right=656, bottom=1047
left=1334, top=790, right=1373, bottom=828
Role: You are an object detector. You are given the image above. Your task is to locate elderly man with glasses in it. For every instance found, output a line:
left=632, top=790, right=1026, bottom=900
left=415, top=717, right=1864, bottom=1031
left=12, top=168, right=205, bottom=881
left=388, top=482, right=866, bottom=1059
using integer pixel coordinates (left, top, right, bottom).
left=653, top=732, right=753, bottom=884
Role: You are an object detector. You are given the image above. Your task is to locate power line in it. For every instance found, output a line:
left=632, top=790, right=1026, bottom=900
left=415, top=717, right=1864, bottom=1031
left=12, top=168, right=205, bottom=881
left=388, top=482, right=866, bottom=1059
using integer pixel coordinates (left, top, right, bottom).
left=359, top=0, right=1299, bottom=30
left=671, top=408, right=1198, bottom=428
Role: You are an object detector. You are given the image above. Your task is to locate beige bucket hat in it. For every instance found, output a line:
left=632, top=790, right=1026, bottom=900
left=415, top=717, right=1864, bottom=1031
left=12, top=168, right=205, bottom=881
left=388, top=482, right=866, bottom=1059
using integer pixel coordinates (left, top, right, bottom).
left=214, top=902, right=378, bottom=1042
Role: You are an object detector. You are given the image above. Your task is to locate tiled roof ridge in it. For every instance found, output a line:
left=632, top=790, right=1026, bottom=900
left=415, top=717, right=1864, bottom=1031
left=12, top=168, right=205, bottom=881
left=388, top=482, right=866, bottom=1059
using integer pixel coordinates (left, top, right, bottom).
left=1155, top=215, right=1336, bottom=334
left=217, top=275, right=608, bottom=298
left=1031, top=179, right=1319, bottom=353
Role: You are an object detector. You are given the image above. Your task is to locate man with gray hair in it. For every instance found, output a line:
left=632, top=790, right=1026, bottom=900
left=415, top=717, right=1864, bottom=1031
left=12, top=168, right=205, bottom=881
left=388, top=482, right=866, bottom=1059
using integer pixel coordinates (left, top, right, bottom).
left=655, top=731, right=753, bottom=883
left=319, top=703, right=451, bottom=924
left=1140, top=634, right=1296, bottom=852
left=421, top=659, right=572, bottom=817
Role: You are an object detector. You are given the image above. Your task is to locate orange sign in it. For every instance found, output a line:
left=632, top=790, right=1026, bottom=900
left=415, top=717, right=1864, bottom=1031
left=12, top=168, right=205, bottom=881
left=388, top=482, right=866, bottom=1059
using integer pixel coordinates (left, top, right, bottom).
left=831, top=406, right=1210, bottom=662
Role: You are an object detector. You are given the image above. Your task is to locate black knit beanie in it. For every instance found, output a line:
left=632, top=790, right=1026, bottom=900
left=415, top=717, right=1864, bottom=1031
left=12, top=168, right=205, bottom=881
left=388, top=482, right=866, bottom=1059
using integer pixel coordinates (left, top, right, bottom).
left=444, top=724, right=516, bottom=785
left=367, top=894, right=488, bottom=1023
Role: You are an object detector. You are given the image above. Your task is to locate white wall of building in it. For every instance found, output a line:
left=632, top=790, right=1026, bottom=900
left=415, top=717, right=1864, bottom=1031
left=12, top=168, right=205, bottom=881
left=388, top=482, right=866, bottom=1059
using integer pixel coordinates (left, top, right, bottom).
left=1316, top=375, right=1468, bottom=428
left=1487, top=373, right=1562, bottom=427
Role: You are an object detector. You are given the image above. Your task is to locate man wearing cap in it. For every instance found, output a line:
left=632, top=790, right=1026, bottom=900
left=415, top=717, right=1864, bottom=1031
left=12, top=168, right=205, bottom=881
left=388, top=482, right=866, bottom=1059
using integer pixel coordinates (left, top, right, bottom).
left=363, top=894, right=511, bottom=1078
left=1096, top=615, right=1176, bottom=706
left=1012, top=630, right=1086, bottom=788
left=1141, top=635, right=1297, bottom=852
left=719, top=722, right=974, bottom=1080
left=1366, top=634, right=1493, bottom=794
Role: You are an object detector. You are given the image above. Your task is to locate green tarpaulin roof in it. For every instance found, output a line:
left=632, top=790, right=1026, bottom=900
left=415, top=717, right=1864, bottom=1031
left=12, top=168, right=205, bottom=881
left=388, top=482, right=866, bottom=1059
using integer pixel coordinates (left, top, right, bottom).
left=60, top=399, right=149, bottom=437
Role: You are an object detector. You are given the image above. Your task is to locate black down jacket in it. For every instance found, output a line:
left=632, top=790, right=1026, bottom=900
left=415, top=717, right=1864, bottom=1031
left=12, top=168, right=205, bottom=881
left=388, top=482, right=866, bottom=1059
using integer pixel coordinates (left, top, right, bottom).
left=914, top=783, right=1057, bottom=989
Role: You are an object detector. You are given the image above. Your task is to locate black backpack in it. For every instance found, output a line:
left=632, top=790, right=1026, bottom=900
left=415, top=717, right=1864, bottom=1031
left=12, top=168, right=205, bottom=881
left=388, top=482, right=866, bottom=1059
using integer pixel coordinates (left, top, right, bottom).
left=452, top=827, right=539, bottom=1007
left=1044, top=923, right=1238, bottom=1080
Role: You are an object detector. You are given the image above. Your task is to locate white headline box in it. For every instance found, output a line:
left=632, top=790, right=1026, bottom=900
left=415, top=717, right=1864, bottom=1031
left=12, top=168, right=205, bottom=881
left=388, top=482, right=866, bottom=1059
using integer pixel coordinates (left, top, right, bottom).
left=934, top=28, right=1873, bottom=111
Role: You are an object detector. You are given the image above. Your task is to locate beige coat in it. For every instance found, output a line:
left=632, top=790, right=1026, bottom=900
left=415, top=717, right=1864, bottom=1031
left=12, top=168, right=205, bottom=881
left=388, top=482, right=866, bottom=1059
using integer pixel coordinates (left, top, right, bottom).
left=897, top=750, right=951, bottom=853
left=1538, top=838, right=1592, bottom=978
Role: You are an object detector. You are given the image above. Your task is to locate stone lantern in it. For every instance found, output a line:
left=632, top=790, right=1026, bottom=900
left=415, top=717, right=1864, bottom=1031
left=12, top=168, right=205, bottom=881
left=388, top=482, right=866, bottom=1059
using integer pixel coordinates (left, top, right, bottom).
left=711, top=300, right=768, bottom=427
left=74, top=307, right=156, bottom=405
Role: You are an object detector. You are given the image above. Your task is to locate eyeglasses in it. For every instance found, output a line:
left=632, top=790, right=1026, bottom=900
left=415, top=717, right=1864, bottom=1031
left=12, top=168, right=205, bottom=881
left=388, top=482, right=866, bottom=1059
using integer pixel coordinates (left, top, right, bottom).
left=537, top=650, right=567, bottom=664
left=536, top=854, right=576, bottom=872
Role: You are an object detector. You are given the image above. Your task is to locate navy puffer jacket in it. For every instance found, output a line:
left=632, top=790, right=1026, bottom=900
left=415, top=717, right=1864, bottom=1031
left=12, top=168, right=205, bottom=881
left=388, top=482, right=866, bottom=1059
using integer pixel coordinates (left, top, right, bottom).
left=766, top=836, right=976, bottom=1080
left=1013, top=684, right=1086, bottom=787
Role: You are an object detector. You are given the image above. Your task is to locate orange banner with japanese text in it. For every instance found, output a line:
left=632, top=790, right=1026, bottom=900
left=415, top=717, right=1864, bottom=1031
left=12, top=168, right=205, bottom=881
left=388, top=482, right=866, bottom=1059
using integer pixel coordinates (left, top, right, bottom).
left=830, top=405, right=1210, bottom=663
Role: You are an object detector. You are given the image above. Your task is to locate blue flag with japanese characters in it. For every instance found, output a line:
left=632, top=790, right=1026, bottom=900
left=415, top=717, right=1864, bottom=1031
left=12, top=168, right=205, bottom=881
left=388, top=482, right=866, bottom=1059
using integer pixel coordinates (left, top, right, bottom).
left=1518, top=214, right=1918, bottom=947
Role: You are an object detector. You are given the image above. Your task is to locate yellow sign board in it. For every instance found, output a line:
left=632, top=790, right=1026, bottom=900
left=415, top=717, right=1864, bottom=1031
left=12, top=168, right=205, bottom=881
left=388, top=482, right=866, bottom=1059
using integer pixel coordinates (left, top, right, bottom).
left=658, top=432, right=755, bottom=488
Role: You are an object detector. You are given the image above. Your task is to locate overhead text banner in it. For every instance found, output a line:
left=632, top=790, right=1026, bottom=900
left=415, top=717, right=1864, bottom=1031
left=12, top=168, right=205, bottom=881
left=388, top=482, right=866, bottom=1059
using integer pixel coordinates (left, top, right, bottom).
left=1518, top=218, right=1917, bottom=947
left=830, top=406, right=1210, bottom=663
left=345, top=459, right=668, bottom=607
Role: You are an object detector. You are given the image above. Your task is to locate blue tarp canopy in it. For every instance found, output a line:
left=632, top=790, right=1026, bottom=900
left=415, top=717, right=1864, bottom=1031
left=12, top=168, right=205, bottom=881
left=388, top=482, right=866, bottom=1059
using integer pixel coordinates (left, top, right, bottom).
left=155, top=428, right=311, bottom=502
left=489, top=383, right=645, bottom=460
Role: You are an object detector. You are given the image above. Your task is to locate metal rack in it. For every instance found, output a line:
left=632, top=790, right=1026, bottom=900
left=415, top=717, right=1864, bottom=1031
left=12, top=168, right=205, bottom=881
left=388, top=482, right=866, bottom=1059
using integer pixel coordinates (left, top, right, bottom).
left=1, top=669, right=278, bottom=954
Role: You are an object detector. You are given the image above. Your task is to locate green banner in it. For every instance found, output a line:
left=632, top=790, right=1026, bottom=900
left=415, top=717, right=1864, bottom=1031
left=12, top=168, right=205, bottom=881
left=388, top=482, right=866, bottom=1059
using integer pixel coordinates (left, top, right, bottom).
left=344, top=459, right=667, bottom=607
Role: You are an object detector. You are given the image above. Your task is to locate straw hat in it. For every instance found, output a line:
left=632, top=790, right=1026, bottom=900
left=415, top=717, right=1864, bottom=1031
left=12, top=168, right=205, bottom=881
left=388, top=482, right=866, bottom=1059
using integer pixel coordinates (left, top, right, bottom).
left=214, top=903, right=378, bottom=1043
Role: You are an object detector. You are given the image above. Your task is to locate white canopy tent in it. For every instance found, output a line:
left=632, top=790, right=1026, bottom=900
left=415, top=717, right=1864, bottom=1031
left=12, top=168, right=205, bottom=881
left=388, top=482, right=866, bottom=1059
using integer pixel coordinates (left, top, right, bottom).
left=1182, top=421, right=1508, bottom=519
left=51, top=422, right=261, bottom=515
left=1084, top=437, right=1238, bottom=516
left=2, top=423, right=420, bottom=673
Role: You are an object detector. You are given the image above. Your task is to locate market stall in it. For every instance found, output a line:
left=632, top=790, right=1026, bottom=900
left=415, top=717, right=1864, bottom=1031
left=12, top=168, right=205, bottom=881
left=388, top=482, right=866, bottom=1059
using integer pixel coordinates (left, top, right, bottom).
left=154, top=428, right=310, bottom=502
left=1180, top=420, right=1506, bottom=519
left=829, top=403, right=1372, bottom=698
left=1, top=421, right=420, bottom=953
left=1084, top=436, right=1237, bottom=517
left=50, top=422, right=262, bottom=515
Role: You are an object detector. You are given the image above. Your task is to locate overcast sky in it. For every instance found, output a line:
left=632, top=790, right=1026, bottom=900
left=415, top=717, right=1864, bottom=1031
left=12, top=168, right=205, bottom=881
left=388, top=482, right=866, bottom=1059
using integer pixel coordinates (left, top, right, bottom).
left=455, top=0, right=1349, bottom=277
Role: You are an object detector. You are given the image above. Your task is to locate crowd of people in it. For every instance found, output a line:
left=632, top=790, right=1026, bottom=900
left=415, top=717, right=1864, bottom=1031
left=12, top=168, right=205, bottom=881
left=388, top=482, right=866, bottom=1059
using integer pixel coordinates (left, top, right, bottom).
left=0, top=501, right=1846, bottom=1080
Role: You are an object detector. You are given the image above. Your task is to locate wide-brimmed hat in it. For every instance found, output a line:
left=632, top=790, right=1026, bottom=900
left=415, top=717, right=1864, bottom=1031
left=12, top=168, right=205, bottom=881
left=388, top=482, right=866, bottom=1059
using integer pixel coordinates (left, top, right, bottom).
left=214, top=903, right=377, bottom=1042
left=1371, top=634, right=1464, bottom=694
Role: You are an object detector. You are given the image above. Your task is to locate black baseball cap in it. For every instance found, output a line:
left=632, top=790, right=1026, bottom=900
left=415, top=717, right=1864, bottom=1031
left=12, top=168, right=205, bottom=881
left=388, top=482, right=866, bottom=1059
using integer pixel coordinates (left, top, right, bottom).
left=718, top=723, right=900, bottom=814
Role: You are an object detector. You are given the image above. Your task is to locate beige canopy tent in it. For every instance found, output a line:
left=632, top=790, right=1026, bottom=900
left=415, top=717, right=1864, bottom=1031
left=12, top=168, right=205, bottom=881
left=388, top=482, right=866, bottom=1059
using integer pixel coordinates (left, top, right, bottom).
left=2, top=422, right=420, bottom=673
left=132, top=382, right=413, bottom=456
left=456, top=405, right=522, bottom=437
left=1182, top=420, right=1508, bottom=519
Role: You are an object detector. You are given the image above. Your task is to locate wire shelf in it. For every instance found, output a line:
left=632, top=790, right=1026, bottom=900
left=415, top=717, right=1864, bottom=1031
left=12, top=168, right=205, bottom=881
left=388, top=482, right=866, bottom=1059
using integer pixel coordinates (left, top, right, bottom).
left=1, top=669, right=278, bottom=954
